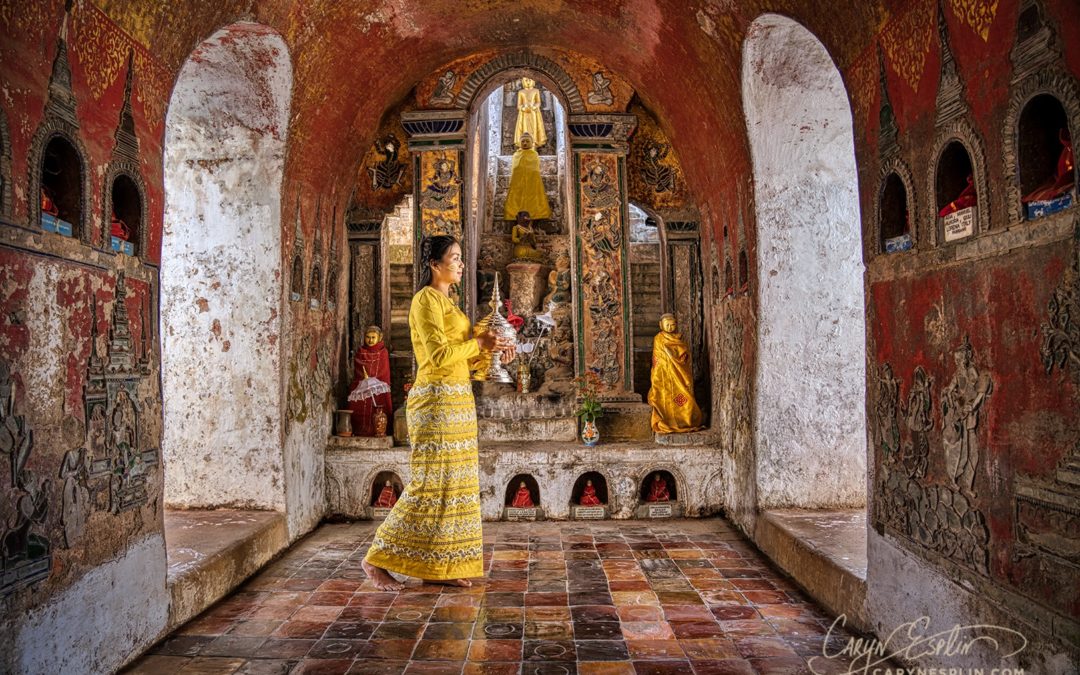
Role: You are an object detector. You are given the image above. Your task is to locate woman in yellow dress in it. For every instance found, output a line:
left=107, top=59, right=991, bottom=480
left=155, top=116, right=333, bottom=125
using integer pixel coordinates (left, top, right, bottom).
left=362, top=235, right=514, bottom=589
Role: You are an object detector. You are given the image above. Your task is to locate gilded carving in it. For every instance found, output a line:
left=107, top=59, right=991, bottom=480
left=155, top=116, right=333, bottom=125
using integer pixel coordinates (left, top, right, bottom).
left=430, top=70, right=457, bottom=106
left=72, top=3, right=129, bottom=100
left=419, top=153, right=462, bottom=214
left=367, top=134, right=407, bottom=190
left=638, top=140, right=676, bottom=194
left=880, top=0, right=936, bottom=92
left=948, top=0, right=999, bottom=41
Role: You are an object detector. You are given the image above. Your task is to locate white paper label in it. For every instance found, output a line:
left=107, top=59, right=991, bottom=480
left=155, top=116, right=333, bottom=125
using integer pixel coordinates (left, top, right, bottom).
left=574, top=506, right=606, bottom=520
left=943, top=207, right=975, bottom=242
left=372, top=507, right=392, bottom=519
left=647, top=503, right=673, bottom=518
left=505, top=507, right=537, bottom=521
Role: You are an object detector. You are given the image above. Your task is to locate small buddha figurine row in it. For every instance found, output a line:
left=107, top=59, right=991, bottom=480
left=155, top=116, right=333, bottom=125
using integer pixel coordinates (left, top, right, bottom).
left=506, top=474, right=674, bottom=508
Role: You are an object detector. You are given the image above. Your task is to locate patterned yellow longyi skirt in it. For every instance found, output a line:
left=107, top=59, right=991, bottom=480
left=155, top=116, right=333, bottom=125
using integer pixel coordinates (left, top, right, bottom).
left=363, top=381, right=484, bottom=580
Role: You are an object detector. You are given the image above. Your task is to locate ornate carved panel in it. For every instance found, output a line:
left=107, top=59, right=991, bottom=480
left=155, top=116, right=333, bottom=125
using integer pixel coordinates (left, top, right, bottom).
left=575, top=152, right=631, bottom=395
left=1040, top=237, right=1079, bottom=386
left=453, top=51, right=585, bottom=113
left=0, top=105, right=11, bottom=217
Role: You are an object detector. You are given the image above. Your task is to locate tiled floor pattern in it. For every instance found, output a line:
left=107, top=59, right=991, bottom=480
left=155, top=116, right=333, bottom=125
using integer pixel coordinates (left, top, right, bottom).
left=127, top=519, right=861, bottom=675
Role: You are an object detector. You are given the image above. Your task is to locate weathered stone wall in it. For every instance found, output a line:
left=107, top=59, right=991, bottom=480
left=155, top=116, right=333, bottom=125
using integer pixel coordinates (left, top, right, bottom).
left=742, top=15, right=867, bottom=510
left=161, top=24, right=290, bottom=512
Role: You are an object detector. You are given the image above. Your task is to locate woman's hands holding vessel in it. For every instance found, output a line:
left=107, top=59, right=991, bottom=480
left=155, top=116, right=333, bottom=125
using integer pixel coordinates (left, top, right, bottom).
left=476, top=332, right=517, bottom=363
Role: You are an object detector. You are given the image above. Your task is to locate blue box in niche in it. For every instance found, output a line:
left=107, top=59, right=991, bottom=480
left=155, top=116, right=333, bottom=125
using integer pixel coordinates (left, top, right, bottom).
left=884, top=233, right=913, bottom=254
left=41, top=213, right=74, bottom=237
left=110, top=236, right=134, bottom=256
left=1025, top=192, right=1073, bottom=220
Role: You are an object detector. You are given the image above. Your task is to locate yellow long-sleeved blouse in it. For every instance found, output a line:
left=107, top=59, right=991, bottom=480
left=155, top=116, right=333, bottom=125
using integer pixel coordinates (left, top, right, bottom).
left=410, top=286, right=480, bottom=384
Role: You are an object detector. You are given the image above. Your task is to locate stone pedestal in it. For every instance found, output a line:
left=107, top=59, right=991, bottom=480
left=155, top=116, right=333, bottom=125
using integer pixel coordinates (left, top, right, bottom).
left=596, top=402, right=653, bottom=442
left=506, top=261, right=545, bottom=315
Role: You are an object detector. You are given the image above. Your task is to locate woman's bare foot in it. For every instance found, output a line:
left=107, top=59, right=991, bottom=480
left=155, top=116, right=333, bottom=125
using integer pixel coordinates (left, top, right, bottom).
left=423, top=578, right=472, bottom=587
left=362, top=559, right=404, bottom=591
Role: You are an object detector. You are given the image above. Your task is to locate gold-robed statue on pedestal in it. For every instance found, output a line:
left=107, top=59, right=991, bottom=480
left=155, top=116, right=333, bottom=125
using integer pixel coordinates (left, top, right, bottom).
left=504, top=133, right=551, bottom=222
left=514, top=77, right=546, bottom=148
left=648, top=313, right=705, bottom=434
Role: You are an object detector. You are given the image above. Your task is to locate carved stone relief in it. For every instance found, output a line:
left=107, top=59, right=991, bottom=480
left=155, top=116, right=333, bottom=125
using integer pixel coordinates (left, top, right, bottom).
left=368, top=133, right=407, bottom=190
left=638, top=140, right=676, bottom=194
left=875, top=340, right=992, bottom=577
left=587, top=71, right=613, bottom=106
left=0, top=361, right=52, bottom=596
left=1039, top=240, right=1079, bottom=385
left=874, top=363, right=901, bottom=457
left=84, top=273, right=158, bottom=515
left=430, top=70, right=457, bottom=106
left=58, top=448, right=90, bottom=548
left=1014, top=443, right=1080, bottom=566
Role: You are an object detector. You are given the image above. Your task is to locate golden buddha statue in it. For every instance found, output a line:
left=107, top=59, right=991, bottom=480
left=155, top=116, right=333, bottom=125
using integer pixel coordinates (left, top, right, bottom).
left=504, top=133, right=551, bottom=222
left=514, top=77, right=546, bottom=148
left=648, top=313, right=705, bottom=434
left=509, top=211, right=544, bottom=263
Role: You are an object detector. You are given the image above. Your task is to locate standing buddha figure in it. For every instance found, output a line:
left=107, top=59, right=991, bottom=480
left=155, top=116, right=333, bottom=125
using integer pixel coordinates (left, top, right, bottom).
left=648, top=314, right=705, bottom=434
left=514, top=77, right=546, bottom=148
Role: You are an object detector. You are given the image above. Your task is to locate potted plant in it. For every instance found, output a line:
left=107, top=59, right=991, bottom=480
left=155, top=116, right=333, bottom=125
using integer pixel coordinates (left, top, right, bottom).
left=574, top=371, right=604, bottom=446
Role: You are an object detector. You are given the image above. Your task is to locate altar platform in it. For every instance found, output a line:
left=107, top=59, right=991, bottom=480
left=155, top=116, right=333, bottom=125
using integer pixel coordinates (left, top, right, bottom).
left=326, top=435, right=722, bottom=522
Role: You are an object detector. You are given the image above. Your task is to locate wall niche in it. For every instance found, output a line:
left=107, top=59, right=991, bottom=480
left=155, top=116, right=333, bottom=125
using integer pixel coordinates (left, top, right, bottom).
left=571, top=471, right=608, bottom=520
left=504, top=473, right=542, bottom=521
left=369, top=470, right=403, bottom=518
left=635, top=469, right=681, bottom=519
left=1017, top=94, right=1075, bottom=220
left=108, top=173, right=143, bottom=257
left=38, top=135, right=84, bottom=238
left=935, top=141, right=979, bottom=244
left=879, top=171, right=912, bottom=254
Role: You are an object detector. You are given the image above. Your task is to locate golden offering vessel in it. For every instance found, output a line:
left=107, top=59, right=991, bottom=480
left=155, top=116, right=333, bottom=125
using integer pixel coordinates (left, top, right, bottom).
left=472, top=273, right=518, bottom=383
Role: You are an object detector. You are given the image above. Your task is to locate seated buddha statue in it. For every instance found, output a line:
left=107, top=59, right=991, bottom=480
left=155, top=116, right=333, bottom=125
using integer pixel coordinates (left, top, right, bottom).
left=509, top=211, right=545, bottom=263
left=1023, top=129, right=1075, bottom=203
left=646, top=474, right=671, bottom=502
left=938, top=175, right=976, bottom=217
left=511, top=481, right=534, bottom=508
left=578, top=479, right=602, bottom=506
left=505, top=133, right=551, bottom=224
left=648, top=314, right=705, bottom=434
left=374, top=480, right=397, bottom=508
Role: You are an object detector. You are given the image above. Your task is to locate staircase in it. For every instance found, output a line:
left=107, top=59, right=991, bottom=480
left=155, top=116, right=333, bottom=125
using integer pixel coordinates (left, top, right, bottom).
left=631, top=262, right=662, bottom=398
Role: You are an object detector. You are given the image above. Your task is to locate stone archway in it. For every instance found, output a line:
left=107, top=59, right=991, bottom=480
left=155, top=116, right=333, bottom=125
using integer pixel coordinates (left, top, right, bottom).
left=161, top=23, right=292, bottom=510
left=742, top=15, right=867, bottom=509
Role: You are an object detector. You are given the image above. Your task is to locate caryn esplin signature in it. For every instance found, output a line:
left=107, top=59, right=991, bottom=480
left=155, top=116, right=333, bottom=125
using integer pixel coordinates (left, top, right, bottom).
left=808, top=615, right=1028, bottom=675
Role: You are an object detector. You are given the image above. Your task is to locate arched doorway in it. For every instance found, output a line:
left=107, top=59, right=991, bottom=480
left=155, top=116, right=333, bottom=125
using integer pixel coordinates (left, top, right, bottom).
left=161, top=23, right=293, bottom=510
left=742, top=15, right=866, bottom=509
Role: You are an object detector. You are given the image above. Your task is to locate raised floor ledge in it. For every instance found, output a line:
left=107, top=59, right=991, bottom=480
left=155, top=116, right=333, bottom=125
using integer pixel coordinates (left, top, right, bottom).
left=754, top=508, right=870, bottom=633
left=165, top=509, right=290, bottom=630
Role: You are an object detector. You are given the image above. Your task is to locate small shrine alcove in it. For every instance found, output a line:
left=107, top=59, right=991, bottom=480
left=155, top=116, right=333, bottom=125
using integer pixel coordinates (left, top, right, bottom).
left=934, top=141, right=978, bottom=243
left=38, top=134, right=84, bottom=238
left=1017, top=94, right=1075, bottom=219
left=639, top=470, right=677, bottom=503
left=108, top=172, right=143, bottom=257
left=370, top=471, right=404, bottom=507
left=504, top=473, right=540, bottom=508
left=880, top=171, right=912, bottom=252
left=571, top=472, right=609, bottom=506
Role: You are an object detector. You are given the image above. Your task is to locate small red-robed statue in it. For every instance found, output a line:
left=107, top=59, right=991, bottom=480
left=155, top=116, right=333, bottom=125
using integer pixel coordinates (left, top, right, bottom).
left=579, top=479, right=602, bottom=506
left=374, top=480, right=397, bottom=508
left=938, top=175, right=976, bottom=217
left=646, top=473, right=671, bottom=502
left=110, top=210, right=131, bottom=241
left=348, top=326, right=394, bottom=436
left=1023, top=128, right=1075, bottom=203
left=511, top=481, right=534, bottom=508
left=41, top=188, right=60, bottom=217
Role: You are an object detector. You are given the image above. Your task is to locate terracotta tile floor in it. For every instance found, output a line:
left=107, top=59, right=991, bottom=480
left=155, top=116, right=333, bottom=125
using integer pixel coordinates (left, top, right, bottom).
left=127, top=519, right=862, bottom=675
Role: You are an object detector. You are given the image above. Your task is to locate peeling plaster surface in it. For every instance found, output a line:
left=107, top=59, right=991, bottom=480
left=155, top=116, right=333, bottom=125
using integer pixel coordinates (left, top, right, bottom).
left=15, top=534, right=168, bottom=675
left=743, top=15, right=867, bottom=509
left=161, top=25, right=291, bottom=510
left=284, top=411, right=327, bottom=539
